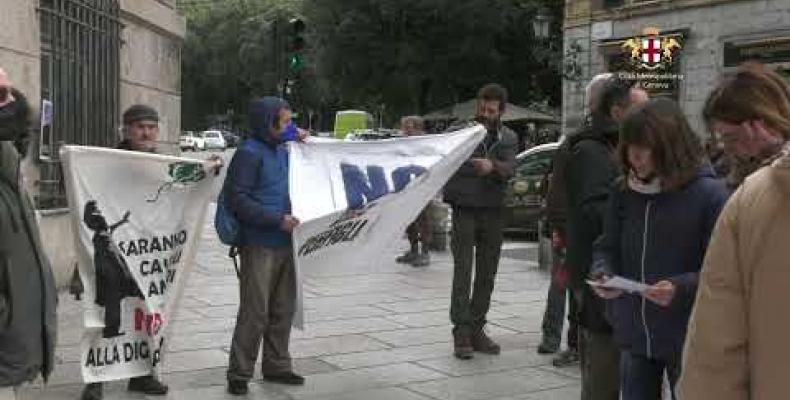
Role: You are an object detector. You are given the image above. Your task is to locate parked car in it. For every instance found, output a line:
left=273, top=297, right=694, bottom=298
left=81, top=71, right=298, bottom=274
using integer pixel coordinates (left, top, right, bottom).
left=201, top=130, right=227, bottom=151
left=179, top=131, right=205, bottom=152
left=221, top=131, right=240, bottom=148
left=503, top=142, right=560, bottom=234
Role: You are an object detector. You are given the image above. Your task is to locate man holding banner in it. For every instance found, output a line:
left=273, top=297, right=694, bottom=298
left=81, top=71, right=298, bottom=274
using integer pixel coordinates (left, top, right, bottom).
left=225, top=97, right=304, bottom=395
left=80, top=104, right=171, bottom=400
left=444, top=84, right=517, bottom=360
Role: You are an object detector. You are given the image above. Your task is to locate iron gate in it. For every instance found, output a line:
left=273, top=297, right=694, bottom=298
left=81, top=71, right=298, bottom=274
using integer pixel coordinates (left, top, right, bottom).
left=37, top=0, right=121, bottom=209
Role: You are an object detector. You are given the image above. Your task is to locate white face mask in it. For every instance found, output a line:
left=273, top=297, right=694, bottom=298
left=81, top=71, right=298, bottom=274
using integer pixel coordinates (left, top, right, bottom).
left=627, top=170, right=662, bottom=194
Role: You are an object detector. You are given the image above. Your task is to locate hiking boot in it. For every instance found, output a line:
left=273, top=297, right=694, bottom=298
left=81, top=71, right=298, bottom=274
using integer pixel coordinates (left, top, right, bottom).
left=127, top=375, right=169, bottom=395
left=396, top=251, right=417, bottom=264
left=453, top=335, right=474, bottom=360
left=537, top=340, right=559, bottom=354
left=81, top=383, right=102, bottom=400
left=227, top=379, right=249, bottom=395
left=263, top=371, right=305, bottom=385
left=471, top=330, right=501, bottom=355
left=411, top=252, right=430, bottom=267
left=552, top=348, right=580, bottom=367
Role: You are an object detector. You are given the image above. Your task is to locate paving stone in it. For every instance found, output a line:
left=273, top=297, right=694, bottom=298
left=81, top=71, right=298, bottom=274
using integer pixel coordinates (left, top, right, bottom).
left=272, top=363, right=447, bottom=398
left=303, top=305, right=392, bottom=322
left=290, top=334, right=391, bottom=358
left=160, top=367, right=228, bottom=390
left=488, top=316, right=543, bottom=334
left=367, top=325, right=517, bottom=347
left=169, top=317, right=236, bottom=335
left=320, top=342, right=451, bottom=369
left=167, top=330, right=232, bottom=352
left=375, top=298, right=451, bottom=313
left=514, top=385, right=581, bottom=400
left=383, top=309, right=513, bottom=328
left=295, top=387, right=432, bottom=400
left=407, top=367, right=576, bottom=400
left=292, top=317, right=405, bottom=340
left=302, top=292, right=410, bottom=309
left=149, top=383, right=291, bottom=400
left=162, top=349, right=229, bottom=373
left=415, top=349, right=552, bottom=377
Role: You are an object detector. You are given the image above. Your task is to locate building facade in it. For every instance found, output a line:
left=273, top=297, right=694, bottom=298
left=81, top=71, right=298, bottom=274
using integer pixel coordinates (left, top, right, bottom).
left=0, top=0, right=185, bottom=287
left=562, top=0, right=790, bottom=136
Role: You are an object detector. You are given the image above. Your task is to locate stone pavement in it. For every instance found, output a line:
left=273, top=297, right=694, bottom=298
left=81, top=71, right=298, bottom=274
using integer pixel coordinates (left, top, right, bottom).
left=22, top=205, right=581, bottom=400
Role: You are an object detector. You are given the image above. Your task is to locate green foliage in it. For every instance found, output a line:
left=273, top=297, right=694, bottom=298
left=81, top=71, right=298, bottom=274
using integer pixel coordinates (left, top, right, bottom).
left=180, top=0, right=562, bottom=130
left=304, top=0, right=562, bottom=122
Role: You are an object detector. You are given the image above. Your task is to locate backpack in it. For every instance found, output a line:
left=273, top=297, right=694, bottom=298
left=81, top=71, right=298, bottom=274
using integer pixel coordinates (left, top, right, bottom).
left=214, top=182, right=240, bottom=246
left=214, top=140, right=265, bottom=277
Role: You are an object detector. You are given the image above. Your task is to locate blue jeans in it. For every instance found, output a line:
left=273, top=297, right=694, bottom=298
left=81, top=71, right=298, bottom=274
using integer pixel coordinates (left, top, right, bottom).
left=620, top=351, right=680, bottom=400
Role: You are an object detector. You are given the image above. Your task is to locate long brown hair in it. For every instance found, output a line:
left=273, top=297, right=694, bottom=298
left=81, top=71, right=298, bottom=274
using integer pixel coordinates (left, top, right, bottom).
left=619, top=98, right=704, bottom=190
left=703, top=62, right=790, bottom=139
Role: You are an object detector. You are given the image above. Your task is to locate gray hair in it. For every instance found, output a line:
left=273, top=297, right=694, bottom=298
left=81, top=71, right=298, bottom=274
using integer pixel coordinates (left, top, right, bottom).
left=585, top=73, right=614, bottom=114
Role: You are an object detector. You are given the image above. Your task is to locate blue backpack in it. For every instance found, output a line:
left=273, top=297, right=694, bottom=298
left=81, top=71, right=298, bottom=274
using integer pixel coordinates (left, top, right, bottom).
left=214, top=182, right=240, bottom=246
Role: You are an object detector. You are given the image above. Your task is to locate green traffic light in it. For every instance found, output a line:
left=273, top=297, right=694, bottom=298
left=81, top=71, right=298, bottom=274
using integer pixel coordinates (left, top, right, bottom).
left=288, top=54, right=302, bottom=70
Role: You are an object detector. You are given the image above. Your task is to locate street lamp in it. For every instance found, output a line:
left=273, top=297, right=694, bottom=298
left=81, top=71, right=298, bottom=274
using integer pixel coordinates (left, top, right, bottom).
left=533, top=8, right=551, bottom=40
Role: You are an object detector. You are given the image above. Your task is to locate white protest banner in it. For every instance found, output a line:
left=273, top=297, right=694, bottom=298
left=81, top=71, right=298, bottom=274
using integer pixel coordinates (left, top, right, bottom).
left=289, top=125, right=485, bottom=327
left=61, top=146, right=216, bottom=383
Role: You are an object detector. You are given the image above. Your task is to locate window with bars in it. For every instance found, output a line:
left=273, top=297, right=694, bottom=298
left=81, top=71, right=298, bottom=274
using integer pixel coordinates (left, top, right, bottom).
left=37, top=0, right=121, bottom=210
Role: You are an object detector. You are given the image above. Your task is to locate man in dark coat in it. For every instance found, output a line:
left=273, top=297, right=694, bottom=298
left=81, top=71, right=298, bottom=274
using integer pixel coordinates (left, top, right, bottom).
left=0, top=69, right=58, bottom=399
left=565, top=77, right=648, bottom=400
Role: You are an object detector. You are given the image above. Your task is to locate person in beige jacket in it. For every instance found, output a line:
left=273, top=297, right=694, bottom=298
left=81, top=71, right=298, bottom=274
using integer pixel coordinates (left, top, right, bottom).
left=678, top=62, right=790, bottom=399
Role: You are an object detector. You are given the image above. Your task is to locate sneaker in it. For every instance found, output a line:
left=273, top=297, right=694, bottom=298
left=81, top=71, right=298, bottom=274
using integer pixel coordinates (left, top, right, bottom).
left=396, top=251, right=417, bottom=264
left=127, top=375, right=169, bottom=395
left=227, top=379, right=249, bottom=395
left=454, top=335, right=474, bottom=360
left=471, top=330, right=501, bottom=355
left=263, top=371, right=305, bottom=385
left=411, top=253, right=430, bottom=267
left=552, top=348, right=580, bottom=367
left=537, top=341, right=559, bottom=354
left=81, top=383, right=102, bottom=400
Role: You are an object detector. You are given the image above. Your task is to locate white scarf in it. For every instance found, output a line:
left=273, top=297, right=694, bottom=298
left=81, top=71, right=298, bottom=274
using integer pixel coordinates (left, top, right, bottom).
left=627, top=170, right=662, bottom=194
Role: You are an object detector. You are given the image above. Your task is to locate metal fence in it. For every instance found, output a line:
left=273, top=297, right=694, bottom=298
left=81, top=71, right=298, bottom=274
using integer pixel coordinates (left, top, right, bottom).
left=36, top=0, right=121, bottom=209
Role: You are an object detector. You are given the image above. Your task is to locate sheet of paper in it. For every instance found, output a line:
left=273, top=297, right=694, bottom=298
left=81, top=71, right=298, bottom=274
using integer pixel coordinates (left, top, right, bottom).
left=587, top=276, right=651, bottom=294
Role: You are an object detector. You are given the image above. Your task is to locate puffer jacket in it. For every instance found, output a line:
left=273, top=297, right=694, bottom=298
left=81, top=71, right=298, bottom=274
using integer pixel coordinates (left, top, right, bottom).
left=226, top=97, right=292, bottom=248
left=593, top=165, right=729, bottom=360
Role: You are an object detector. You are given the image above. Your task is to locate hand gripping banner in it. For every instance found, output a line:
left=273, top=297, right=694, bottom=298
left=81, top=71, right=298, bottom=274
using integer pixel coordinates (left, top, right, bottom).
left=61, top=146, right=217, bottom=383
left=289, top=125, right=485, bottom=327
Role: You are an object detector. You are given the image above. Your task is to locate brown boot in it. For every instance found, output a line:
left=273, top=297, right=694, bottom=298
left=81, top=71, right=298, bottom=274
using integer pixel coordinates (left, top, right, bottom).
left=471, top=329, right=501, bottom=355
left=453, top=334, right=474, bottom=360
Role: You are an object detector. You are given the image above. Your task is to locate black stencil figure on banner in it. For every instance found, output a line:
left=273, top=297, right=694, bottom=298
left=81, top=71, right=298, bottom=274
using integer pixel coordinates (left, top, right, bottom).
left=83, top=200, right=144, bottom=339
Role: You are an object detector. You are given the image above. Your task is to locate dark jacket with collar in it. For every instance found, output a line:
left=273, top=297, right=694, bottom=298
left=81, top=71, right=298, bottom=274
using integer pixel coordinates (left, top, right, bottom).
left=443, top=123, right=518, bottom=208
left=564, top=120, right=620, bottom=333
left=0, top=137, right=57, bottom=385
left=592, top=165, right=729, bottom=359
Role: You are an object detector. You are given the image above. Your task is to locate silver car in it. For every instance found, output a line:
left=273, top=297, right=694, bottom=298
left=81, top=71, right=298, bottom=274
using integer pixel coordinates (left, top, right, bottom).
left=201, top=130, right=227, bottom=151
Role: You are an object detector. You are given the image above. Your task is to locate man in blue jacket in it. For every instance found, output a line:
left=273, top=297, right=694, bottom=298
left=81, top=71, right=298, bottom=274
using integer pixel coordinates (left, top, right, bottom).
left=225, top=97, right=304, bottom=395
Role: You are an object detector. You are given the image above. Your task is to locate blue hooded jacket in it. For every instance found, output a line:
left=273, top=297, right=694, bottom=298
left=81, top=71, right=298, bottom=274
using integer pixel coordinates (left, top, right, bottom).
left=592, top=165, right=730, bottom=360
left=226, top=97, right=292, bottom=248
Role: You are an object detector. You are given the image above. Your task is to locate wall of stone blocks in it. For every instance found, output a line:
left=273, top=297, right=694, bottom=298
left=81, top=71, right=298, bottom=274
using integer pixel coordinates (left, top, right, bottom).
left=563, top=0, right=790, bottom=137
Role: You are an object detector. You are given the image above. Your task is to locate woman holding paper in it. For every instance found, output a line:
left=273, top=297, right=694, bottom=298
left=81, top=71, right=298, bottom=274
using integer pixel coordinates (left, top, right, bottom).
left=590, top=98, right=729, bottom=400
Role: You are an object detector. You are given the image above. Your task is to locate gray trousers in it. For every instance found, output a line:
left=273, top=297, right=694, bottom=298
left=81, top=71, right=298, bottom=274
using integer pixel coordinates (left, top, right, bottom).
left=227, top=246, right=296, bottom=382
left=450, top=206, right=504, bottom=337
